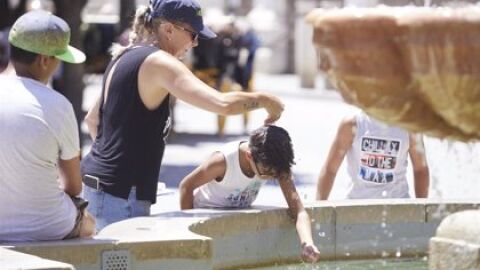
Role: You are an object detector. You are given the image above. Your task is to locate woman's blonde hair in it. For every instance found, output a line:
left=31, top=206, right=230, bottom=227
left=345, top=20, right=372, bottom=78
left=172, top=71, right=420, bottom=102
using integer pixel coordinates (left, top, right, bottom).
left=110, top=5, right=160, bottom=59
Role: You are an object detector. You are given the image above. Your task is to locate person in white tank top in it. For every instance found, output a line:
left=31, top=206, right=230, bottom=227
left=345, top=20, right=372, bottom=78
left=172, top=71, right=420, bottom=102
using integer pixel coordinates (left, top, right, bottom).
left=179, top=125, right=320, bottom=263
left=316, top=112, right=430, bottom=200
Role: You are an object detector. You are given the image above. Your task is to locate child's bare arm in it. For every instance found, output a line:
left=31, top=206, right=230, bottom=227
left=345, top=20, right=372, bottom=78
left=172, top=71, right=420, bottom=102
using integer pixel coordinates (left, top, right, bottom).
left=279, top=175, right=320, bottom=263
left=316, top=116, right=355, bottom=200
left=179, top=152, right=226, bottom=210
left=408, top=134, right=430, bottom=198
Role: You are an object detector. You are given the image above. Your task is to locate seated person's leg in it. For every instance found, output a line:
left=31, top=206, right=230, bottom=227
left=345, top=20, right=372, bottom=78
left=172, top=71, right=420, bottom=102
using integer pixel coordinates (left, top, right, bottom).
left=79, top=211, right=96, bottom=237
left=64, top=197, right=96, bottom=239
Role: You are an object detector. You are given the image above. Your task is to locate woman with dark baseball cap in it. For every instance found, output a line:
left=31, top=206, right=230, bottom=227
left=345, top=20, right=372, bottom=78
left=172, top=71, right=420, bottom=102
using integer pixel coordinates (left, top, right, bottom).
left=146, top=0, right=217, bottom=40
left=81, top=0, right=285, bottom=231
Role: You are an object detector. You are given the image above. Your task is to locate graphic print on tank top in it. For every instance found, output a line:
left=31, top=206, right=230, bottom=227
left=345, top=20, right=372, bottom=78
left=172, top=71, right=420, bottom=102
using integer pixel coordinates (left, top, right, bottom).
left=358, top=136, right=401, bottom=184
left=225, top=180, right=262, bottom=208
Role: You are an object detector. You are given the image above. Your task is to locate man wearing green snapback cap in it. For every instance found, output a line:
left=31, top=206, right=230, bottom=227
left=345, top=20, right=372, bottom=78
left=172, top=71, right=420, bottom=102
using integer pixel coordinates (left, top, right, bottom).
left=0, top=10, right=95, bottom=241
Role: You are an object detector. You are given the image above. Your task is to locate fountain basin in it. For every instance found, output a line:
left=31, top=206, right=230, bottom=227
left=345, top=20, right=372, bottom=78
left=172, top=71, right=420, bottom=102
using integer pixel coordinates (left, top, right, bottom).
left=1, top=199, right=479, bottom=270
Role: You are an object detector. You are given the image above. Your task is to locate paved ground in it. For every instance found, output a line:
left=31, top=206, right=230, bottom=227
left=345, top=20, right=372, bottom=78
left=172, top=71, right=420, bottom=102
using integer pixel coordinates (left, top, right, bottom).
left=82, top=73, right=480, bottom=215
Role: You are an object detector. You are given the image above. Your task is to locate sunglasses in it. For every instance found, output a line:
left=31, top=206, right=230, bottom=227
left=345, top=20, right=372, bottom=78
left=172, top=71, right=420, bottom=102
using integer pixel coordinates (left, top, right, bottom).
left=172, top=23, right=199, bottom=42
left=251, top=158, right=277, bottom=179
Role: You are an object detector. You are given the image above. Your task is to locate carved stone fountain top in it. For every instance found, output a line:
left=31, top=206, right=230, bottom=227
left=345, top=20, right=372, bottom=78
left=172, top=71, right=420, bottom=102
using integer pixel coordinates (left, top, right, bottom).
left=307, top=7, right=480, bottom=141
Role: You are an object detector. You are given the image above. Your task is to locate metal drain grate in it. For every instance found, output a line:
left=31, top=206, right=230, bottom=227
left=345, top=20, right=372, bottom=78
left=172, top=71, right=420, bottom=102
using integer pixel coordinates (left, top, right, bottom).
left=102, top=250, right=131, bottom=270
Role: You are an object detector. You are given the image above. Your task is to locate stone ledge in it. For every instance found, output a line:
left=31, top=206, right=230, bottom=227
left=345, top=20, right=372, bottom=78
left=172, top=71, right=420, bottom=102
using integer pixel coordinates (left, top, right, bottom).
left=0, top=247, right=73, bottom=270
left=2, top=200, right=479, bottom=270
left=430, top=238, right=480, bottom=270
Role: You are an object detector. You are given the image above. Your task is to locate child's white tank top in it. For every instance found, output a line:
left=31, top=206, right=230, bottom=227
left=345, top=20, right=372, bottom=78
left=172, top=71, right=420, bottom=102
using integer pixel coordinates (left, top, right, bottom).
left=346, top=113, right=410, bottom=199
left=194, top=141, right=265, bottom=208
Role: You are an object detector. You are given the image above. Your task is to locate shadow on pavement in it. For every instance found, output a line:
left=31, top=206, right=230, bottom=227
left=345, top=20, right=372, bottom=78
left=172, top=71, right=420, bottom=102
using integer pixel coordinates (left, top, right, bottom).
left=159, top=163, right=315, bottom=189
left=159, top=164, right=197, bottom=188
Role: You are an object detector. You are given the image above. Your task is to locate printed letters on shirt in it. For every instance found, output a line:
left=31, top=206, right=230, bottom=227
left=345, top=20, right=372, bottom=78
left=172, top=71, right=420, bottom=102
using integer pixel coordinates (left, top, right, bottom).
left=225, top=181, right=262, bottom=208
left=358, top=136, right=400, bottom=184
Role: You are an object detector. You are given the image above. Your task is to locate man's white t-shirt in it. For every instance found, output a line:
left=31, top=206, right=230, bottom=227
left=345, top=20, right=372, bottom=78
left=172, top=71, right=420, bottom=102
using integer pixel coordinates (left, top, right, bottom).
left=0, top=75, right=79, bottom=241
left=194, top=141, right=266, bottom=208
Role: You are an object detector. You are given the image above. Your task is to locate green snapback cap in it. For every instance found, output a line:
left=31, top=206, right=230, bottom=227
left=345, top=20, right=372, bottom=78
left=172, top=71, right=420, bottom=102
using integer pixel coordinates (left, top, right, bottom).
left=8, top=10, right=86, bottom=64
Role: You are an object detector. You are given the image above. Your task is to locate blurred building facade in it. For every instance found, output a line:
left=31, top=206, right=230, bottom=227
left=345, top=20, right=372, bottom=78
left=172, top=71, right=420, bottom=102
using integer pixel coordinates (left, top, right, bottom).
left=81, top=0, right=480, bottom=76
left=5, top=0, right=478, bottom=76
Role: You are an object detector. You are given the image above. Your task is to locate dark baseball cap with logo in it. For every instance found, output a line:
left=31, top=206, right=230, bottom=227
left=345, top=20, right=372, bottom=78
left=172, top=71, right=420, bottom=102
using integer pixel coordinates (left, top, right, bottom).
left=8, top=10, right=86, bottom=64
left=148, top=0, right=216, bottom=39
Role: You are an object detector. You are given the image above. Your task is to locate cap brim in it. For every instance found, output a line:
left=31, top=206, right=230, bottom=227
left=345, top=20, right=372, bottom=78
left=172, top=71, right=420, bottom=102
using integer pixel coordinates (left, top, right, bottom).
left=198, top=25, right=217, bottom=40
left=55, top=45, right=86, bottom=64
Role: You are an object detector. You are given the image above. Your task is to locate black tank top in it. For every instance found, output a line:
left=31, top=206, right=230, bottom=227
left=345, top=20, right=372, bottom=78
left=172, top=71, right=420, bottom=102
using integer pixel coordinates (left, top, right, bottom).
left=81, top=46, right=171, bottom=203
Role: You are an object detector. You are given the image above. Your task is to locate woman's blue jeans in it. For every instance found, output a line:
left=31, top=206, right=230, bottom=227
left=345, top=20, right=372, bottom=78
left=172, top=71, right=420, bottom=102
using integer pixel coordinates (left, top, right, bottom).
left=83, top=185, right=151, bottom=231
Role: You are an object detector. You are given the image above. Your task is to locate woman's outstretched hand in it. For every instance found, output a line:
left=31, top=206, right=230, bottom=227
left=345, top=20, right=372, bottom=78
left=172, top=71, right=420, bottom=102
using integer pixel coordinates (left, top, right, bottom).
left=263, top=94, right=284, bottom=124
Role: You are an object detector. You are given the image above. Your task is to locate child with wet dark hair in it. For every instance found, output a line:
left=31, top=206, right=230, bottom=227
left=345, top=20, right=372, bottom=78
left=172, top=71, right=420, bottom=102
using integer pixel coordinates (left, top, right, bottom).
left=179, top=125, right=320, bottom=263
left=249, top=125, right=295, bottom=179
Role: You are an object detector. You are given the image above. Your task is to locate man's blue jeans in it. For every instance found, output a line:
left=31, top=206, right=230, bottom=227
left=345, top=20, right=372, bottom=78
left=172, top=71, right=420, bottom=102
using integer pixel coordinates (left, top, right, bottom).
left=83, top=185, right=151, bottom=231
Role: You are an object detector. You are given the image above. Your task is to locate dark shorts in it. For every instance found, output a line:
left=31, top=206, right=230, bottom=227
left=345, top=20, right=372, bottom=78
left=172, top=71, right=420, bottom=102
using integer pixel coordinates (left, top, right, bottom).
left=63, top=196, right=89, bottom=239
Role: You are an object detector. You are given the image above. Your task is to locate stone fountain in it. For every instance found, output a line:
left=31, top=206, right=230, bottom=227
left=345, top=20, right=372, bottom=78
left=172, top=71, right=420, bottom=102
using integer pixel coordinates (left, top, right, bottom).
left=307, top=6, right=480, bottom=270
left=306, top=6, right=480, bottom=141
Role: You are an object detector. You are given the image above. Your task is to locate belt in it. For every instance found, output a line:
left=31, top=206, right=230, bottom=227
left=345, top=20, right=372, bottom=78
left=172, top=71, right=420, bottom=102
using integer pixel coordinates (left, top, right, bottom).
left=83, top=174, right=105, bottom=190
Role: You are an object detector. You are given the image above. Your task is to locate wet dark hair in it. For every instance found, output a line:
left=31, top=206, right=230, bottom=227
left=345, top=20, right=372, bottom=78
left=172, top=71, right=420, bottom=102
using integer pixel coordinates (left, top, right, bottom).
left=10, top=45, right=38, bottom=64
left=249, top=125, right=295, bottom=179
